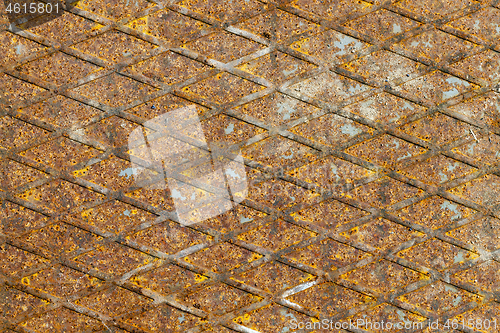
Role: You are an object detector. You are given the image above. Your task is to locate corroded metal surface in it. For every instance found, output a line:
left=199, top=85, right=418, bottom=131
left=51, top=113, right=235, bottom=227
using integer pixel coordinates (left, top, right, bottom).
left=1, top=0, right=500, bottom=332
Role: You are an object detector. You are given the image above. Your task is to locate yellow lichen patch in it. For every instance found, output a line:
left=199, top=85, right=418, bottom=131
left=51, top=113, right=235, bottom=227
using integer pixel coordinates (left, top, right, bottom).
left=92, top=23, right=105, bottom=31
left=250, top=253, right=263, bottom=262
left=80, top=208, right=93, bottom=219
left=18, top=189, right=42, bottom=202
left=233, top=313, right=252, bottom=325
left=290, top=38, right=311, bottom=55
left=130, top=275, right=146, bottom=285
left=22, top=276, right=30, bottom=285
left=127, top=17, right=149, bottom=34
left=300, top=273, right=316, bottom=283
left=73, top=167, right=89, bottom=177
left=194, top=274, right=208, bottom=283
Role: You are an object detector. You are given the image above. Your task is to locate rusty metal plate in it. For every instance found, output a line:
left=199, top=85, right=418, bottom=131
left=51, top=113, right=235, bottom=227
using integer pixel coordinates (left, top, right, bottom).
left=1, top=0, right=500, bottom=332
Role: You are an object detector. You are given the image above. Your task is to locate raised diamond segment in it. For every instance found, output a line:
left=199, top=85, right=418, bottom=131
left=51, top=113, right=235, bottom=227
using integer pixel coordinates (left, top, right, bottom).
left=394, top=71, right=477, bottom=104
left=0, top=286, right=48, bottom=320
left=78, top=200, right=157, bottom=235
left=395, top=28, right=480, bottom=64
left=237, top=219, right=316, bottom=251
left=238, top=51, right=317, bottom=84
left=242, top=135, right=319, bottom=172
left=23, top=221, right=102, bottom=254
left=341, top=218, right=424, bottom=254
left=0, top=116, right=49, bottom=150
left=126, top=93, right=205, bottom=121
left=396, top=196, right=476, bottom=230
left=446, top=7, right=500, bottom=44
left=201, top=113, right=266, bottom=143
left=448, top=92, right=500, bottom=130
left=290, top=71, right=371, bottom=102
left=0, top=201, right=48, bottom=235
left=180, top=282, right=259, bottom=315
left=17, top=180, right=105, bottom=212
left=129, top=219, right=211, bottom=254
left=453, top=135, right=500, bottom=165
left=341, top=259, right=425, bottom=294
left=343, top=9, right=422, bottom=41
left=183, top=72, right=264, bottom=104
left=343, top=92, right=426, bottom=124
left=129, top=264, right=207, bottom=295
left=73, top=242, right=154, bottom=275
left=73, top=0, right=154, bottom=21
left=232, top=261, right=315, bottom=294
left=246, top=179, right=320, bottom=210
left=342, top=50, right=427, bottom=85
left=452, top=260, right=500, bottom=292
left=77, top=116, right=139, bottom=147
left=0, top=31, right=46, bottom=67
left=286, top=282, right=373, bottom=317
left=235, top=92, right=320, bottom=126
left=447, top=216, right=500, bottom=251
left=346, top=134, right=427, bottom=169
left=451, top=50, right=500, bottom=84
left=184, top=242, right=262, bottom=273
left=75, top=155, right=137, bottom=191
left=290, top=113, right=371, bottom=146
left=293, top=0, right=372, bottom=19
left=26, top=264, right=103, bottom=297
left=397, top=281, right=481, bottom=315
left=179, top=0, right=262, bottom=22
left=0, top=244, right=49, bottom=278
left=71, top=73, right=157, bottom=107
left=350, top=177, right=424, bottom=209
left=395, top=0, right=477, bottom=20
left=288, top=155, right=374, bottom=190
left=399, top=112, right=473, bottom=145
left=290, top=29, right=370, bottom=64
left=125, top=186, right=175, bottom=210
left=0, top=159, right=47, bottom=189
left=236, top=9, right=321, bottom=41
left=19, top=95, right=103, bottom=129
left=17, top=52, right=101, bottom=86
left=399, top=154, right=476, bottom=185
left=20, top=137, right=101, bottom=170
left=284, top=238, right=372, bottom=271
left=22, top=307, right=105, bottom=332
left=75, top=286, right=152, bottom=317
left=0, top=74, right=45, bottom=105
left=397, top=238, right=478, bottom=271
left=201, top=204, right=267, bottom=233
left=71, top=30, right=156, bottom=63
left=128, top=9, right=210, bottom=42
left=125, top=51, right=211, bottom=85
left=182, top=31, right=264, bottom=63
left=27, top=12, right=104, bottom=44
left=292, top=198, right=369, bottom=230
left=448, top=174, right=500, bottom=207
